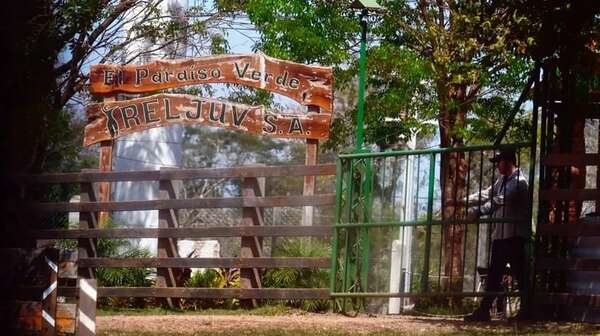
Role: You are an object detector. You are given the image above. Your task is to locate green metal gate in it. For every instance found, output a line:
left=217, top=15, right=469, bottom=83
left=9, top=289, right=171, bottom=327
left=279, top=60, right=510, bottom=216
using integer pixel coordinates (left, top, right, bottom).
left=330, top=143, right=534, bottom=312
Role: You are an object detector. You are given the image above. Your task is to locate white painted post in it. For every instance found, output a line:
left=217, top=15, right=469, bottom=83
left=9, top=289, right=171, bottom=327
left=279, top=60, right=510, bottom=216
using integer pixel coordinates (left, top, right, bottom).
left=388, top=133, right=417, bottom=313
left=77, top=279, right=97, bottom=336
left=41, top=249, right=58, bottom=336
left=388, top=240, right=402, bottom=313
left=401, top=136, right=417, bottom=310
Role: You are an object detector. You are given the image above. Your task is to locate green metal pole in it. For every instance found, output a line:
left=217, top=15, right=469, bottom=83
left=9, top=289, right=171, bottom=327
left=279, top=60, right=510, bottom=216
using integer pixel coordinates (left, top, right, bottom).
left=355, top=10, right=368, bottom=150
left=330, top=158, right=344, bottom=293
left=421, top=153, right=436, bottom=293
left=360, top=158, right=374, bottom=291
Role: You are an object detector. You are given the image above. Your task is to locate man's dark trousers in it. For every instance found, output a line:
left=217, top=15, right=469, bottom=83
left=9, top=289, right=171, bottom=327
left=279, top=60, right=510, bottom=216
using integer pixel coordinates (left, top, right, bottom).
left=479, top=236, right=528, bottom=313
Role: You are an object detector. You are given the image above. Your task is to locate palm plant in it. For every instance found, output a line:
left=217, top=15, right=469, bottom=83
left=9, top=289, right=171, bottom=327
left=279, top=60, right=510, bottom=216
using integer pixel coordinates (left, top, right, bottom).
left=263, top=238, right=331, bottom=312
left=182, top=268, right=240, bottom=310
left=87, top=220, right=154, bottom=308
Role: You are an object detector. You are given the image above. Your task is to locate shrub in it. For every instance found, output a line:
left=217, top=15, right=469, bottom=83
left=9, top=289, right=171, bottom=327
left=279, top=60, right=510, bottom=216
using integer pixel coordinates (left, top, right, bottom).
left=71, top=220, right=155, bottom=308
left=262, top=238, right=331, bottom=312
left=182, top=268, right=240, bottom=310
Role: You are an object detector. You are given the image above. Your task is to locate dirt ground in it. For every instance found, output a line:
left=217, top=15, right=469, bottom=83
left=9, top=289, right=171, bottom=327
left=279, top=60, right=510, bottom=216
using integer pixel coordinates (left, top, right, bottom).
left=98, top=313, right=600, bottom=335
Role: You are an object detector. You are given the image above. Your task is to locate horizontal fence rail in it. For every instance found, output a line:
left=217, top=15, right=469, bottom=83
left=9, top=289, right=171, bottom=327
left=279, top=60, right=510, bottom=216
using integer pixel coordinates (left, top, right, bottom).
left=78, top=257, right=331, bottom=269
left=96, top=288, right=331, bottom=300
left=27, top=194, right=335, bottom=212
left=14, top=287, right=523, bottom=300
left=28, top=226, right=333, bottom=239
left=18, top=164, right=337, bottom=184
left=10, top=287, right=331, bottom=300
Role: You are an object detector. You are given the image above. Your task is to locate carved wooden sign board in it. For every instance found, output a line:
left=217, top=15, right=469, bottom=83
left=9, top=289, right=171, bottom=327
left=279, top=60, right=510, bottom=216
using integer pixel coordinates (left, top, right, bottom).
left=85, top=53, right=333, bottom=146
left=84, top=94, right=331, bottom=146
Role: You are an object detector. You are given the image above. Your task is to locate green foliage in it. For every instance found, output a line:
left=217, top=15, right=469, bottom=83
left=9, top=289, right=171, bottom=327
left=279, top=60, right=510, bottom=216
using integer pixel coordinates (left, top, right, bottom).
left=95, top=225, right=153, bottom=288
left=56, top=220, right=154, bottom=296
left=227, top=85, right=274, bottom=107
left=186, top=269, right=222, bottom=288
left=413, top=295, right=477, bottom=316
left=33, top=109, right=97, bottom=229
left=244, top=0, right=538, bottom=150
left=468, top=96, right=532, bottom=144
left=5, top=0, right=245, bottom=175
left=363, top=45, right=437, bottom=148
left=246, top=0, right=357, bottom=65
left=182, top=268, right=240, bottom=310
left=376, top=1, right=536, bottom=146
left=263, top=238, right=331, bottom=312
left=95, top=247, right=153, bottom=288
left=210, top=33, right=230, bottom=55
left=75, top=220, right=155, bottom=308
left=185, top=268, right=240, bottom=289
left=183, top=127, right=287, bottom=166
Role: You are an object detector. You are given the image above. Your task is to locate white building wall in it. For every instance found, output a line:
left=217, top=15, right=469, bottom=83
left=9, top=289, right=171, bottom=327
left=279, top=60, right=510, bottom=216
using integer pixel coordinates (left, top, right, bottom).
left=112, top=127, right=183, bottom=253
left=111, top=0, right=189, bottom=254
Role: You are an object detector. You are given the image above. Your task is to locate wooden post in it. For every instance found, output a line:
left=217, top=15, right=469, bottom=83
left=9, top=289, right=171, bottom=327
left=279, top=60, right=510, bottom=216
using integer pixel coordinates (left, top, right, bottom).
left=597, top=124, right=600, bottom=212
left=41, top=248, right=58, bottom=336
left=157, top=168, right=182, bottom=308
left=15, top=182, right=37, bottom=248
left=97, top=96, right=115, bottom=227
left=78, top=171, right=98, bottom=280
left=77, top=178, right=98, bottom=334
left=240, top=170, right=265, bottom=308
left=97, top=140, right=112, bottom=227
left=76, top=279, right=97, bottom=336
left=302, top=105, right=320, bottom=226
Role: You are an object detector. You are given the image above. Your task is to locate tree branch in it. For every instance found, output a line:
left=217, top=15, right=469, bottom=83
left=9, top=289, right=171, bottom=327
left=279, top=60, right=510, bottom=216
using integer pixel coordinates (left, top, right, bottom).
left=54, top=0, right=138, bottom=76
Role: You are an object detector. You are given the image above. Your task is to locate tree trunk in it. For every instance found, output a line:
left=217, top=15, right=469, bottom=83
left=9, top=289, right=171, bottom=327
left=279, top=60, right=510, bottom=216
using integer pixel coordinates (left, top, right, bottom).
left=438, top=85, right=468, bottom=304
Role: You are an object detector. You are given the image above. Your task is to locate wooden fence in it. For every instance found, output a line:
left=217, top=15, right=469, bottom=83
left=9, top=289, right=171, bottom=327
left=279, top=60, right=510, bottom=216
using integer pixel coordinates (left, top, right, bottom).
left=19, top=164, right=336, bottom=334
left=2, top=248, right=62, bottom=335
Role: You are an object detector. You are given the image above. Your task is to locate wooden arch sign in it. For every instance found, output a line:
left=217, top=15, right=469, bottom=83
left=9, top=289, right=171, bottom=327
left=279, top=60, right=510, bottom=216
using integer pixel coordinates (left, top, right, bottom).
left=86, top=52, right=333, bottom=228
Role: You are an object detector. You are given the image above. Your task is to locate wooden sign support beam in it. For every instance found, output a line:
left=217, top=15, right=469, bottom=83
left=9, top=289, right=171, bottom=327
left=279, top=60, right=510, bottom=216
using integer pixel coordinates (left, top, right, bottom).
left=240, top=170, right=265, bottom=308
left=97, top=96, right=115, bottom=226
left=97, top=140, right=112, bottom=226
left=302, top=105, right=320, bottom=226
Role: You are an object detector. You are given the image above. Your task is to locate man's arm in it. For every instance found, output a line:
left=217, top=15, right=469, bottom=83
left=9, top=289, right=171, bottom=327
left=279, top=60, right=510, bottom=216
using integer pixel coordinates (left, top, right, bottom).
left=473, top=177, right=528, bottom=217
left=446, top=185, right=492, bottom=207
left=466, top=186, right=492, bottom=206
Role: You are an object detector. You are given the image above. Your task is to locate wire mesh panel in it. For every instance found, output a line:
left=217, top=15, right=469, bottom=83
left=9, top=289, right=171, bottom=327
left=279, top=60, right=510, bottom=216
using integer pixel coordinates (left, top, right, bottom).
left=331, top=143, right=532, bottom=313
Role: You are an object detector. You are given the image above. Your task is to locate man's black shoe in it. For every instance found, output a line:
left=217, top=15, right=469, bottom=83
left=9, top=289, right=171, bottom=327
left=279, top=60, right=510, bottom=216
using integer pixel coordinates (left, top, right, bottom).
left=508, top=311, right=532, bottom=322
left=464, top=309, right=491, bottom=322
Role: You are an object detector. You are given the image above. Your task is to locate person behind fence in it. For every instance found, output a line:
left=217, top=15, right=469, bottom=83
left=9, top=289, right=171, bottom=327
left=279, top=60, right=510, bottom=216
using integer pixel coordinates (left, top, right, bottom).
left=454, top=149, right=530, bottom=321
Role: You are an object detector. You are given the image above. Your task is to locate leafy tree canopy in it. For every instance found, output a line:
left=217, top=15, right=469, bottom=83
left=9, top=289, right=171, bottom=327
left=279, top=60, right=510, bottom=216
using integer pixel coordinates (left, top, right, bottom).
left=244, top=0, right=539, bottom=151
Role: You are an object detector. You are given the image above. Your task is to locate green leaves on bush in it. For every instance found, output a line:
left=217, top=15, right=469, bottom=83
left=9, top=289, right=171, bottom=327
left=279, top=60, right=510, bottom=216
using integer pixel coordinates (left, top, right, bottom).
left=185, top=268, right=240, bottom=289
left=182, top=268, right=240, bottom=310
left=263, top=238, right=331, bottom=312
left=73, top=220, right=155, bottom=308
